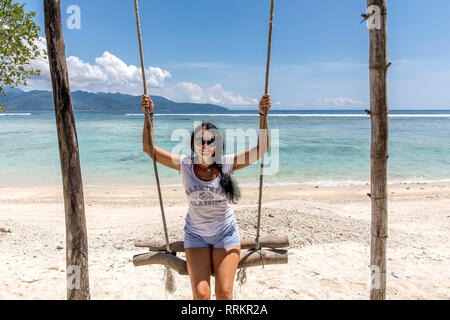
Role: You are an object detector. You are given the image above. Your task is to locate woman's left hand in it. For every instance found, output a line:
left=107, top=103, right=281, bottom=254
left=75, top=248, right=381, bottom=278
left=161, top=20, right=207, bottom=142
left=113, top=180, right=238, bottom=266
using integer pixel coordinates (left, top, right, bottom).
left=259, top=94, right=271, bottom=116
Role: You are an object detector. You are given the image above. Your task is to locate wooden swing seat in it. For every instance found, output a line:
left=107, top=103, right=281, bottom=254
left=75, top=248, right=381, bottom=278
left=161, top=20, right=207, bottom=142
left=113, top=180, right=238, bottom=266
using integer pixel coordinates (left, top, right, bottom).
left=133, top=236, right=289, bottom=275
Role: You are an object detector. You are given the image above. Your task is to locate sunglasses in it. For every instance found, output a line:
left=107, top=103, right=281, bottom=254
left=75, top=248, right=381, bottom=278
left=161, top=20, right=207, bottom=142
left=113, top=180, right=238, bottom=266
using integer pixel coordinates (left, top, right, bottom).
left=194, top=137, right=216, bottom=147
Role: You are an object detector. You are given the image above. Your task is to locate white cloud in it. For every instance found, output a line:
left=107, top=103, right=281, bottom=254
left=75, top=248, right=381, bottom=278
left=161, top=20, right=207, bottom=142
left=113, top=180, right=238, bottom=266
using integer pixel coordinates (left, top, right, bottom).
left=148, top=82, right=256, bottom=106
left=65, top=52, right=171, bottom=94
left=26, top=37, right=171, bottom=94
left=317, top=97, right=363, bottom=107
left=23, top=37, right=254, bottom=106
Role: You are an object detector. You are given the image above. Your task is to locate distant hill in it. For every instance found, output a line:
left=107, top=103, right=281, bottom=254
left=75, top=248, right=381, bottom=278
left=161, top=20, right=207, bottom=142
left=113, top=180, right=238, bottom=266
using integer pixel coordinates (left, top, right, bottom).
left=0, top=88, right=229, bottom=113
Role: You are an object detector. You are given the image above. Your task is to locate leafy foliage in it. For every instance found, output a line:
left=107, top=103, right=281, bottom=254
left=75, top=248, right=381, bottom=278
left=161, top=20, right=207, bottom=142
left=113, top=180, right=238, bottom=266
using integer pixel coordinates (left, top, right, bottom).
left=0, top=0, right=46, bottom=111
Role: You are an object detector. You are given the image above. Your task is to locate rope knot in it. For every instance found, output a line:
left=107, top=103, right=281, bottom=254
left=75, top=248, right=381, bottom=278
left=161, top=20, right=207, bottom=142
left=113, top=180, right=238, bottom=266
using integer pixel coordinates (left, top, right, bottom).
left=254, top=237, right=265, bottom=269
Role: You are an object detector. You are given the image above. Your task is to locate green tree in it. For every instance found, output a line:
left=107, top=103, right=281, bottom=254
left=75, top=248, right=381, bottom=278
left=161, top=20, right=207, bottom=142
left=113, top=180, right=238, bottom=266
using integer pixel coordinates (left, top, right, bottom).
left=0, top=0, right=46, bottom=111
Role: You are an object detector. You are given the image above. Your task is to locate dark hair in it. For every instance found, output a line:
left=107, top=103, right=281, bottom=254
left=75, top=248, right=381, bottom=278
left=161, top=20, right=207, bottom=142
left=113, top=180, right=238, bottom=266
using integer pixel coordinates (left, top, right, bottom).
left=191, top=122, right=241, bottom=204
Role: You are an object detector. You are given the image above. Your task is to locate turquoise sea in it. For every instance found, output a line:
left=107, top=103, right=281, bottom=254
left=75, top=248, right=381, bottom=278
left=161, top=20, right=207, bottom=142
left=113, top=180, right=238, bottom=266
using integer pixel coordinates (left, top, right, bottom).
left=1, top=110, right=449, bottom=187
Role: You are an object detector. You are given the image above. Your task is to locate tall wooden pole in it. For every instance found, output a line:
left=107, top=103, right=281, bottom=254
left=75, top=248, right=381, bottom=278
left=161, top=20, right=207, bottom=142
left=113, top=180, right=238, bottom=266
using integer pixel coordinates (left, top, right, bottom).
left=367, top=0, right=389, bottom=300
left=43, top=0, right=90, bottom=300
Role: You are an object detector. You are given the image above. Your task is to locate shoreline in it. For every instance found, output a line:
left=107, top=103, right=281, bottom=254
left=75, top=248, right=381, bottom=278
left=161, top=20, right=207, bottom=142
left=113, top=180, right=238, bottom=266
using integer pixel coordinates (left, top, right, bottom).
left=2, top=178, right=450, bottom=190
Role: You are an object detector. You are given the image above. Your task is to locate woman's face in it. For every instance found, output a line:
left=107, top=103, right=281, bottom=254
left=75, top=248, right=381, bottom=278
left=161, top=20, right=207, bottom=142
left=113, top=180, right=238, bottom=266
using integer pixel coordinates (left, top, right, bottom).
left=194, top=128, right=217, bottom=164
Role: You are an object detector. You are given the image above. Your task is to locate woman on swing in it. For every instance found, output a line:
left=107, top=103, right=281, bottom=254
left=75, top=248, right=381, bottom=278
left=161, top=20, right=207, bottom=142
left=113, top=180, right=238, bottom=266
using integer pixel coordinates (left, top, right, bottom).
left=141, top=94, right=271, bottom=300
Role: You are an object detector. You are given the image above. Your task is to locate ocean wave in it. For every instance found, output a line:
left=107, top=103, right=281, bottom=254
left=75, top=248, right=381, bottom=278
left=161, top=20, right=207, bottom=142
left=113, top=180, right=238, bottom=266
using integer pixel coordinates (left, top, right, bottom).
left=286, top=178, right=450, bottom=187
left=0, top=113, right=32, bottom=117
left=389, top=114, right=450, bottom=118
left=222, top=178, right=450, bottom=188
left=125, top=113, right=450, bottom=118
left=82, top=178, right=450, bottom=189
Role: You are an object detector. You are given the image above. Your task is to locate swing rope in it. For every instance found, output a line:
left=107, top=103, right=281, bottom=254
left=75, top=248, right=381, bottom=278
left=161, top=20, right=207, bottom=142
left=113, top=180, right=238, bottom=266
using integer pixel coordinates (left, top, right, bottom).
left=238, top=1, right=275, bottom=286
left=133, top=0, right=172, bottom=255
left=255, top=0, right=274, bottom=255
left=134, top=0, right=176, bottom=295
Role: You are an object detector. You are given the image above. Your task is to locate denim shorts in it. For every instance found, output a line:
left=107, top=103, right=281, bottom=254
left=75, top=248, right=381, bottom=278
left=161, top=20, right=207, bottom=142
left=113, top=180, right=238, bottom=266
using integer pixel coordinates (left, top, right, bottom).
left=184, top=222, right=241, bottom=249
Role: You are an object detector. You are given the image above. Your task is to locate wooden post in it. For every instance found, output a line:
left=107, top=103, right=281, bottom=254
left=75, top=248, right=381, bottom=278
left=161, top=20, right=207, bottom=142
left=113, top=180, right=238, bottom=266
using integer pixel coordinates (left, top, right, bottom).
left=43, top=0, right=90, bottom=300
left=367, top=0, right=389, bottom=300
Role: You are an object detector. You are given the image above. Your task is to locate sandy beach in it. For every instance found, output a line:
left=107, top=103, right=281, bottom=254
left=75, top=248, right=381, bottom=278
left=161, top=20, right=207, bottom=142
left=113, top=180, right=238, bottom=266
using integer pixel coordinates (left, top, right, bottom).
left=0, top=182, right=449, bottom=300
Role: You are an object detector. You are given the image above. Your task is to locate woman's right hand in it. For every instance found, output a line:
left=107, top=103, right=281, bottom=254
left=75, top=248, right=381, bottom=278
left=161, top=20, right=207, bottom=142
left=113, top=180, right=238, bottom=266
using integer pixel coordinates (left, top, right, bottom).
left=141, top=94, right=154, bottom=115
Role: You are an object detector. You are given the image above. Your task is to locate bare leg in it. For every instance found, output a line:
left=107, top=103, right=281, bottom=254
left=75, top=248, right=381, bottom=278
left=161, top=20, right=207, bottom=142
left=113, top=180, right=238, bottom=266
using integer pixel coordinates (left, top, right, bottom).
left=212, top=246, right=241, bottom=300
left=185, top=247, right=212, bottom=300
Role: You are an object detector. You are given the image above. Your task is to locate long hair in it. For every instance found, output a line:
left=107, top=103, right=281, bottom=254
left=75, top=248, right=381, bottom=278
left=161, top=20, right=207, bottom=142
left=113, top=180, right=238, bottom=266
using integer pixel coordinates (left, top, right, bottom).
left=191, top=122, right=241, bottom=204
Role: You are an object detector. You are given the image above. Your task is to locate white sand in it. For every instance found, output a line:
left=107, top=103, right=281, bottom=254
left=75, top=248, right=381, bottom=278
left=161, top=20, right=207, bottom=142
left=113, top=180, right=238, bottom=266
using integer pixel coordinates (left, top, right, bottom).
left=0, top=182, right=449, bottom=300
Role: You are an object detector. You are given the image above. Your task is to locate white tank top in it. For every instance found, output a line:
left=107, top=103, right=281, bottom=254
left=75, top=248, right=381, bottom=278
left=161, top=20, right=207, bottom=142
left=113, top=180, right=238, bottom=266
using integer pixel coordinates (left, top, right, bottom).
left=180, top=154, right=236, bottom=236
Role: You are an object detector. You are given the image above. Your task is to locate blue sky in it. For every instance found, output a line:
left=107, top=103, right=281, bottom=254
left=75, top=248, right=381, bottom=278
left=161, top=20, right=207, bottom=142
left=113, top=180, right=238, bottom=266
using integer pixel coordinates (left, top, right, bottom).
left=20, top=0, right=450, bottom=109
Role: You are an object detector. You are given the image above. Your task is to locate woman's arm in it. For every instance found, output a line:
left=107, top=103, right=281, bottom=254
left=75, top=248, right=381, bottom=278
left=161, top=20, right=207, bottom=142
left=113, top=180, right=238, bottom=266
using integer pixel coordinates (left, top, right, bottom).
left=233, top=94, right=271, bottom=171
left=142, top=95, right=181, bottom=171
